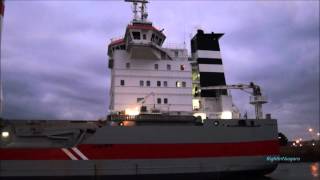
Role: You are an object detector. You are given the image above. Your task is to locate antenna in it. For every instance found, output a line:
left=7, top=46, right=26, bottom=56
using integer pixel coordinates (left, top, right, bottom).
left=125, top=0, right=149, bottom=23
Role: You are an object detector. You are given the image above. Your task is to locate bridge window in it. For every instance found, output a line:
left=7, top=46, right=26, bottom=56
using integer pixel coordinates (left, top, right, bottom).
left=132, top=31, right=141, bottom=40
left=151, top=34, right=155, bottom=42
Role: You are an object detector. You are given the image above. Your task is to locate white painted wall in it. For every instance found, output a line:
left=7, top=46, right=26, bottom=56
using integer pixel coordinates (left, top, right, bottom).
left=199, top=64, right=224, bottom=73
left=194, top=50, right=221, bottom=59
left=109, top=49, right=192, bottom=113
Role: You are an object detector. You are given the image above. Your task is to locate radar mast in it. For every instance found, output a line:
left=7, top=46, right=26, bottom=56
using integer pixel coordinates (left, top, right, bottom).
left=125, top=0, right=149, bottom=24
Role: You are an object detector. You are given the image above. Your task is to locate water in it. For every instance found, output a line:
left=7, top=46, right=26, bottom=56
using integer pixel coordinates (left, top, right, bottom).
left=265, top=162, right=319, bottom=180
left=226, top=162, right=320, bottom=180
left=1, top=162, right=319, bottom=180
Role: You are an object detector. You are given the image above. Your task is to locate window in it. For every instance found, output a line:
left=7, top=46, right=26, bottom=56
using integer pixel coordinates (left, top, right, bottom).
left=137, top=97, right=144, bottom=103
left=126, top=62, right=130, bottom=69
left=143, top=34, right=147, bottom=40
left=151, top=34, right=155, bottom=42
left=140, top=80, right=144, bottom=86
left=157, top=39, right=162, bottom=46
left=176, top=81, right=182, bottom=88
left=175, top=51, right=179, bottom=57
left=167, top=64, right=171, bottom=70
left=180, top=65, right=185, bottom=71
left=157, top=81, right=161, bottom=87
left=182, top=81, right=186, bottom=87
left=146, top=80, right=151, bottom=87
left=132, top=31, right=141, bottom=40
left=154, top=64, right=159, bottom=70
left=157, top=98, right=161, bottom=104
left=120, top=80, right=125, bottom=86
left=164, top=98, right=168, bottom=104
left=161, top=52, right=166, bottom=59
left=163, top=81, right=168, bottom=87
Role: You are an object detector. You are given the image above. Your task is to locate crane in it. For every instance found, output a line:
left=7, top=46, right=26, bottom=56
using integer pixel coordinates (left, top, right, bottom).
left=137, top=92, right=156, bottom=113
left=201, top=82, right=268, bottom=119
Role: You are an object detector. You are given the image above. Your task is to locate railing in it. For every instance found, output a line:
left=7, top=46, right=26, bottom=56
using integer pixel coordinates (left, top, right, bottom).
left=250, top=96, right=268, bottom=104
left=110, top=36, right=124, bottom=43
left=163, top=42, right=186, bottom=49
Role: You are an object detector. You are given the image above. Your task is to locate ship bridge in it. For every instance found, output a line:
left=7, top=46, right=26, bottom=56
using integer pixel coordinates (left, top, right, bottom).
left=108, top=0, right=169, bottom=60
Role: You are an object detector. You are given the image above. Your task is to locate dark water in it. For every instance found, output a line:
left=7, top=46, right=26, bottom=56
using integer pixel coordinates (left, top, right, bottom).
left=264, top=162, right=319, bottom=180
left=2, top=162, right=319, bottom=180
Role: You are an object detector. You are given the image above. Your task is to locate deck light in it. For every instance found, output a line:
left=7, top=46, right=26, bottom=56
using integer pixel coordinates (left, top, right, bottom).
left=1, top=131, right=9, bottom=138
left=125, top=107, right=140, bottom=116
left=221, top=111, right=232, bottom=119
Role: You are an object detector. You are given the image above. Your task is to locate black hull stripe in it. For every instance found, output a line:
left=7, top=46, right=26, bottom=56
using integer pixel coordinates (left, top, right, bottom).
left=0, top=165, right=278, bottom=180
left=197, top=58, right=222, bottom=65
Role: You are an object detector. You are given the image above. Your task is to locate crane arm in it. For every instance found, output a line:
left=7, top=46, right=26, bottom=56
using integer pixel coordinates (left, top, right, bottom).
left=201, top=82, right=262, bottom=96
left=137, top=92, right=155, bottom=105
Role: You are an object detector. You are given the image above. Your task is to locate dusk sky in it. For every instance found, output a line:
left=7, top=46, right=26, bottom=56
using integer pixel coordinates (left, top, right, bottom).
left=1, top=0, right=319, bottom=140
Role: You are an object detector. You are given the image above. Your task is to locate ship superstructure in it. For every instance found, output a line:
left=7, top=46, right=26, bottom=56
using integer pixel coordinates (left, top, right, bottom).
left=108, top=0, right=192, bottom=116
left=108, top=0, right=246, bottom=120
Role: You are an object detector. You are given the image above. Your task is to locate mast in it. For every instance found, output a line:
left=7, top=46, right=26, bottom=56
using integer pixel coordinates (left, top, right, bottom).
left=0, top=0, right=4, bottom=117
left=125, top=0, right=149, bottom=24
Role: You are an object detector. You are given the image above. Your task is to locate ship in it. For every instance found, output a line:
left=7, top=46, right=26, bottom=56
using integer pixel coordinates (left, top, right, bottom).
left=0, top=0, right=279, bottom=179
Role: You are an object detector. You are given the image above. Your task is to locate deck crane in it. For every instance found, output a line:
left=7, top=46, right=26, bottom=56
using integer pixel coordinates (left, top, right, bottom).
left=201, top=82, right=268, bottom=119
left=137, top=92, right=156, bottom=113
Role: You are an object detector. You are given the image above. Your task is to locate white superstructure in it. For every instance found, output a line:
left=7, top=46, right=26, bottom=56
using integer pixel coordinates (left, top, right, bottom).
left=108, top=0, right=192, bottom=115
left=107, top=0, right=268, bottom=120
